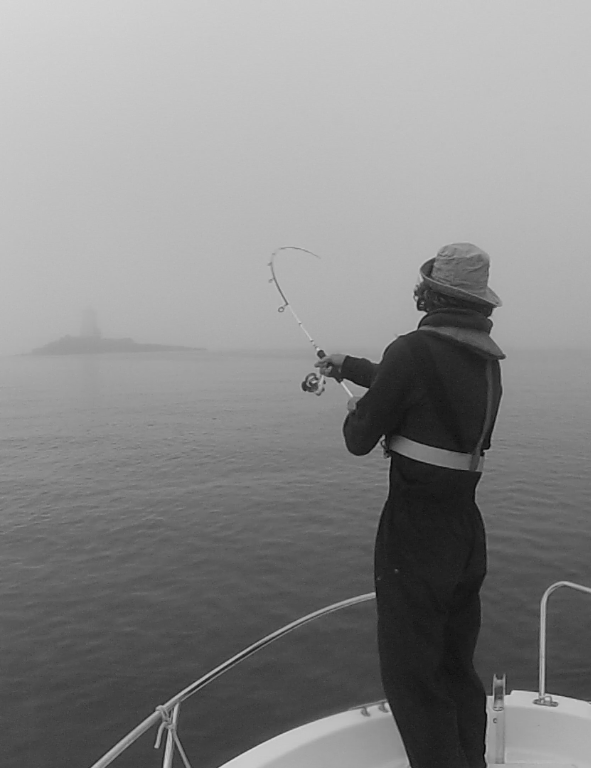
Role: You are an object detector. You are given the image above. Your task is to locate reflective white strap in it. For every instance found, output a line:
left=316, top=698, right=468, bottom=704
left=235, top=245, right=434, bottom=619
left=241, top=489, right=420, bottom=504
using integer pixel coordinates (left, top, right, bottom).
left=388, top=435, right=484, bottom=472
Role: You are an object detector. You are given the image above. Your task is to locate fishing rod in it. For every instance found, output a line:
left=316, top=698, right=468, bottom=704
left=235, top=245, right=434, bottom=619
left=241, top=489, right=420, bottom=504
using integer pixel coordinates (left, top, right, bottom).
left=268, top=246, right=353, bottom=397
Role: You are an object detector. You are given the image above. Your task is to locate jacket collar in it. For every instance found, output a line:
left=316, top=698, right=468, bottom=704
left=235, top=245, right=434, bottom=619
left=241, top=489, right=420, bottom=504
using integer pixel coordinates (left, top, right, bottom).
left=417, top=309, right=505, bottom=360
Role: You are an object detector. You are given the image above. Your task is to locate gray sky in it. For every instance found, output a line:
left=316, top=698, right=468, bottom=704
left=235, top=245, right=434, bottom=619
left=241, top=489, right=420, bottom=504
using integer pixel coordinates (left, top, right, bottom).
left=2, top=0, right=590, bottom=355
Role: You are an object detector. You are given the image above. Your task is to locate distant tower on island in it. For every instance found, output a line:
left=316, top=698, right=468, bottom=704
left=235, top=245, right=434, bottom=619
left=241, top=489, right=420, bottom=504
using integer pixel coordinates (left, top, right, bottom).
left=80, top=308, right=102, bottom=339
left=30, top=307, right=203, bottom=354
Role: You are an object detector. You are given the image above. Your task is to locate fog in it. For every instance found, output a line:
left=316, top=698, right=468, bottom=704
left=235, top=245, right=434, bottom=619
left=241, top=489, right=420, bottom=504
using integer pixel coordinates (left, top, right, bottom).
left=1, top=1, right=590, bottom=356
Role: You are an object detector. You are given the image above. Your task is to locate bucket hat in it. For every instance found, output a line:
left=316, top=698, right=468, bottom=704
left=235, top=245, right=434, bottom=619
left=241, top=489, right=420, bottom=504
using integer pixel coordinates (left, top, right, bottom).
left=419, top=243, right=502, bottom=307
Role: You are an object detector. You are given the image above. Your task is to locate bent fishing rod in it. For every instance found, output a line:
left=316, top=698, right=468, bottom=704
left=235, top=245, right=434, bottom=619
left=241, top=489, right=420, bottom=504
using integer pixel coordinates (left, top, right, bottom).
left=268, top=246, right=353, bottom=398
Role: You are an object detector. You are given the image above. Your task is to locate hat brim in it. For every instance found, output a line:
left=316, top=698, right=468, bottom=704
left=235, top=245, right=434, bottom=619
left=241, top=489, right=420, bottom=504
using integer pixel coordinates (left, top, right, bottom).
left=420, top=258, right=502, bottom=308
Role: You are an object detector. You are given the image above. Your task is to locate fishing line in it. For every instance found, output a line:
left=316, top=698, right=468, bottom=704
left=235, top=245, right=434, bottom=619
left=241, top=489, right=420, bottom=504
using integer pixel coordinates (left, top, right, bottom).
left=269, top=246, right=353, bottom=397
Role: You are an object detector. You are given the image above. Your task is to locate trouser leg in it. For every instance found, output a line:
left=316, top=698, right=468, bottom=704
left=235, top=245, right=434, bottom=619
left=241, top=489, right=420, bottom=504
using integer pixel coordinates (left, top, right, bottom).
left=376, top=571, right=469, bottom=768
left=443, top=533, right=487, bottom=767
left=374, top=496, right=486, bottom=768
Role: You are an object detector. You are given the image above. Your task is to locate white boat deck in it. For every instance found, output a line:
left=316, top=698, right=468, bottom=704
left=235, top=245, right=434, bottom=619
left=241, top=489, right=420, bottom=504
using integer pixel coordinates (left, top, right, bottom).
left=219, top=693, right=591, bottom=768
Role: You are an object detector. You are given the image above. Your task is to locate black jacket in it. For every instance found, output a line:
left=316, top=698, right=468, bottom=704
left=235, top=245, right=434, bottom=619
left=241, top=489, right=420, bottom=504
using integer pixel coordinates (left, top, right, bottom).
left=342, top=310, right=504, bottom=486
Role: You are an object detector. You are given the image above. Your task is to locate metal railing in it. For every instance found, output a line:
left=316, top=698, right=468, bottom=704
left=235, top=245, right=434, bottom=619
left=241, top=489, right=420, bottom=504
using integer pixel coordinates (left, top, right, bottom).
left=88, top=592, right=376, bottom=768
left=88, top=579, right=591, bottom=766
left=534, top=580, right=591, bottom=706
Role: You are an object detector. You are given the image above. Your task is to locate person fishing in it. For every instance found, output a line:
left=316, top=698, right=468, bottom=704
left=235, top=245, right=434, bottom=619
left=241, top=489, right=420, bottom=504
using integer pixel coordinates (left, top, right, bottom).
left=316, top=243, right=504, bottom=768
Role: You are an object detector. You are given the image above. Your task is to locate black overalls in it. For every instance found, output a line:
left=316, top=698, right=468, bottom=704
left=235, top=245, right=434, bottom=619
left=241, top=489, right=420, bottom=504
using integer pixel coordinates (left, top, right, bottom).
left=341, top=309, right=504, bottom=768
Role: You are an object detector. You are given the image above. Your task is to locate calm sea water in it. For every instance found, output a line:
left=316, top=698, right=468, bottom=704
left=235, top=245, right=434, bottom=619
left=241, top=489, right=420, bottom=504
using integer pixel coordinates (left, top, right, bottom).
left=1, top=348, right=590, bottom=768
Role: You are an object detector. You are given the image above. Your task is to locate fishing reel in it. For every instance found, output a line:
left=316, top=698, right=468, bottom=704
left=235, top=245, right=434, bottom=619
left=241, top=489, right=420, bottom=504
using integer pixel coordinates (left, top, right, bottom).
left=301, top=371, right=326, bottom=396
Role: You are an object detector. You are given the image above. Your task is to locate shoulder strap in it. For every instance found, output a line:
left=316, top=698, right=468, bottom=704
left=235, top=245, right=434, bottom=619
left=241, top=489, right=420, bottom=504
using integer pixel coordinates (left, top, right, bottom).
left=469, top=360, right=494, bottom=470
left=406, top=333, right=467, bottom=452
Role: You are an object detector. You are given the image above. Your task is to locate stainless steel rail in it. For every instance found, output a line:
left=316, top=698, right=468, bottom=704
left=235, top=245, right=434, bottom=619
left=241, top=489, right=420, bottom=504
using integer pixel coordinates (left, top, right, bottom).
left=534, top=580, right=591, bottom=706
left=88, top=592, right=376, bottom=768
left=88, top=579, right=591, bottom=766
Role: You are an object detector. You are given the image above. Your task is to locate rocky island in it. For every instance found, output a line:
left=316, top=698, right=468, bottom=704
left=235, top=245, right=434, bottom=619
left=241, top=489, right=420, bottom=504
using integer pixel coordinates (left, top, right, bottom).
left=31, top=310, right=204, bottom=355
left=31, top=335, right=204, bottom=355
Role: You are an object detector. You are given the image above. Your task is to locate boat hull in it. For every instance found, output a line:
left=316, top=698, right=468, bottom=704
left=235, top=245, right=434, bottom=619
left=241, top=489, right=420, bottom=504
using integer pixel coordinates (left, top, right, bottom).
left=218, top=691, right=591, bottom=767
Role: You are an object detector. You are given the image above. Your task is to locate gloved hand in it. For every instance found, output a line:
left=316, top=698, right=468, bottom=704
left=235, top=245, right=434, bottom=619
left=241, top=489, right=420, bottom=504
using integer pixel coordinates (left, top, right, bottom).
left=314, top=353, right=346, bottom=378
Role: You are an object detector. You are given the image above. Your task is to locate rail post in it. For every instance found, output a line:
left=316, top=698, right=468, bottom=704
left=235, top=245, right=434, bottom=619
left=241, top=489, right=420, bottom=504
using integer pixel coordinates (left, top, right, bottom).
left=534, top=580, right=591, bottom=706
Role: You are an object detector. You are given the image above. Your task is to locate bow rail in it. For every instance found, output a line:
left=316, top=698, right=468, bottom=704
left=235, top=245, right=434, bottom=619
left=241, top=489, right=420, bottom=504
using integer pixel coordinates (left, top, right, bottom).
left=88, top=580, right=591, bottom=767
left=88, top=592, right=376, bottom=768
